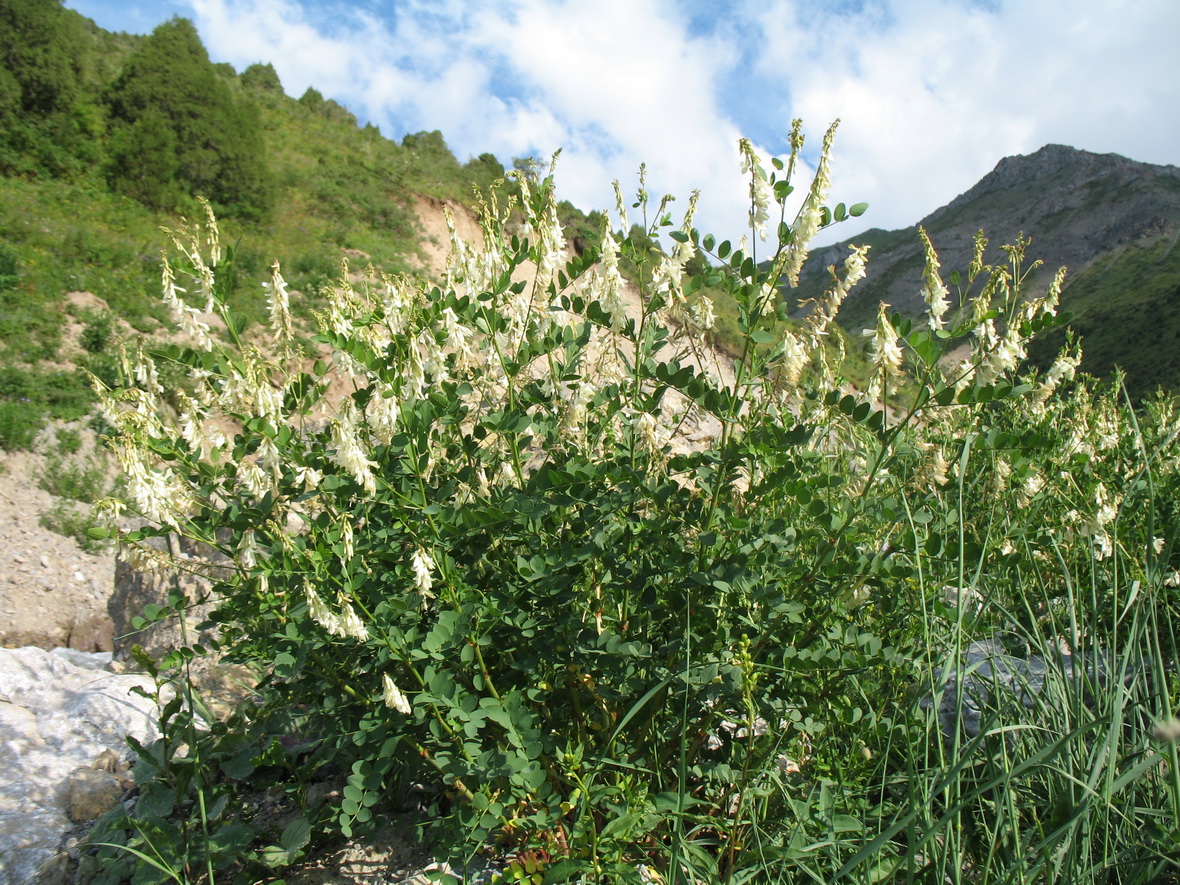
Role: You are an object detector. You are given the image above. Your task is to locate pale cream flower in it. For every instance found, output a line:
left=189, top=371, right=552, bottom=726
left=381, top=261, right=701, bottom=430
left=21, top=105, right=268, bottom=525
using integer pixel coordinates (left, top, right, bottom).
left=1031, top=346, right=1081, bottom=410
left=1016, top=472, right=1044, bottom=507
left=161, top=257, right=213, bottom=351
left=113, top=442, right=193, bottom=529
left=918, top=226, right=950, bottom=330
left=690, top=293, right=716, bottom=330
left=236, top=459, right=272, bottom=498
left=780, top=119, right=839, bottom=287
left=1094, top=531, right=1114, bottom=561
left=968, top=230, right=988, bottom=282
left=864, top=302, right=904, bottom=402
left=1092, top=483, right=1119, bottom=530
left=294, top=464, right=323, bottom=489
left=977, top=332, right=1025, bottom=386
left=199, top=197, right=223, bottom=266
left=535, top=181, right=566, bottom=284
left=264, top=262, right=294, bottom=345
left=738, top=139, right=772, bottom=240
left=382, top=673, right=412, bottom=714
left=920, top=447, right=950, bottom=491
left=336, top=594, right=368, bottom=642
left=590, top=228, right=628, bottom=332
left=411, top=547, right=436, bottom=598
left=612, top=179, right=629, bottom=233
left=330, top=402, right=377, bottom=495
left=366, top=386, right=401, bottom=448
left=441, top=307, right=475, bottom=370
left=775, top=755, right=801, bottom=775
left=1092, top=408, right=1120, bottom=450
left=1042, top=266, right=1066, bottom=316
left=776, top=330, right=809, bottom=390
left=237, top=530, right=260, bottom=569
left=1154, top=717, right=1180, bottom=742
left=800, top=244, right=868, bottom=357
left=419, top=327, right=449, bottom=388
left=306, top=584, right=341, bottom=635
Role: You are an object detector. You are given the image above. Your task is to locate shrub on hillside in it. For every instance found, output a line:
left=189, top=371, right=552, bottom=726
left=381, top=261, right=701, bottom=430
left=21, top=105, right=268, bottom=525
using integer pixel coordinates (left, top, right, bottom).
left=89, top=129, right=1180, bottom=884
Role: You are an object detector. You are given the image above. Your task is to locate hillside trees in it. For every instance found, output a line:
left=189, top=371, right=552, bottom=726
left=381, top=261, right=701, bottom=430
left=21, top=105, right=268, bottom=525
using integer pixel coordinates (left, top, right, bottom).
left=239, top=61, right=283, bottom=94
left=0, top=0, right=98, bottom=175
left=105, top=17, right=272, bottom=218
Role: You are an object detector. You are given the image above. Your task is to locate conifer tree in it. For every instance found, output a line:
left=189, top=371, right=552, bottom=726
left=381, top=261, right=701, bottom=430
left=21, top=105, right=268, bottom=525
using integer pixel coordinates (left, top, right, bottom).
left=106, top=17, right=272, bottom=218
left=0, top=0, right=94, bottom=175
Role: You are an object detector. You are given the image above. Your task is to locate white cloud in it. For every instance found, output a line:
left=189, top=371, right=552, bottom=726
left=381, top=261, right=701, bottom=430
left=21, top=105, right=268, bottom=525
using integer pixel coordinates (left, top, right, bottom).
left=745, top=0, right=1180, bottom=243
left=67, top=0, right=1178, bottom=251
left=174, top=0, right=768, bottom=240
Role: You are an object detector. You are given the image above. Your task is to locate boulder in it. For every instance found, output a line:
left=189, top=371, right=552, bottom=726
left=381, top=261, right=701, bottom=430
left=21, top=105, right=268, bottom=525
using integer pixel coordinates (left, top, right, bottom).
left=922, top=638, right=1142, bottom=740
left=0, top=646, right=158, bottom=884
left=109, top=530, right=257, bottom=722
left=109, top=530, right=231, bottom=663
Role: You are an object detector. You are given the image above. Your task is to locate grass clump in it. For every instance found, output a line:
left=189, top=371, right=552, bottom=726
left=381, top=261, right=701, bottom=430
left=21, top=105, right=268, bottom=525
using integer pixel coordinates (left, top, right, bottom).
left=0, top=398, right=42, bottom=450
left=39, top=499, right=109, bottom=553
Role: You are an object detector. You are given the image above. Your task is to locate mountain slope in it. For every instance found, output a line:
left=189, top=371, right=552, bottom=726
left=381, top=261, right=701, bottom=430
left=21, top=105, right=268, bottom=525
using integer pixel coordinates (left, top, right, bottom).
left=794, top=145, right=1180, bottom=399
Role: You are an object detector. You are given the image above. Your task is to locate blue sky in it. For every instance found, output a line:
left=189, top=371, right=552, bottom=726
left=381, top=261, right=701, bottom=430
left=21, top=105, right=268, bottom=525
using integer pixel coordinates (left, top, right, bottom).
left=65, top=0, right=1179, bottom=247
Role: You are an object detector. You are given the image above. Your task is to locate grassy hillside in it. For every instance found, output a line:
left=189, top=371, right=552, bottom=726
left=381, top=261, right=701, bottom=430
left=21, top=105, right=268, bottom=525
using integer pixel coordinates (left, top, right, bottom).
left=1027, top=232, right=1180, bottom=394
left=0, top=4, right=560, bottom=447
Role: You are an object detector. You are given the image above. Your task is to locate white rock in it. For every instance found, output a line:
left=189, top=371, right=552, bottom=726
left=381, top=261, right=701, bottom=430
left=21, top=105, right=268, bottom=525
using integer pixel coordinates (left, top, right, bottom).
left=0, top=646, right=158, bottom=884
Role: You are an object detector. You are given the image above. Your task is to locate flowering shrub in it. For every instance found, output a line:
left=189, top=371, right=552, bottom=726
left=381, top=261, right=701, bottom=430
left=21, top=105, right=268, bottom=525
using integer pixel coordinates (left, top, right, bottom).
left=90, top=123, right=1180, bottom=883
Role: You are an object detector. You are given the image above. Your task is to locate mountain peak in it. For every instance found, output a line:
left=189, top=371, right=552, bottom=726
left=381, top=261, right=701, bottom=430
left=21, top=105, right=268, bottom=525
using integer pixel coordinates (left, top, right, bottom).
left=793, top=144, right=1180, bottom=398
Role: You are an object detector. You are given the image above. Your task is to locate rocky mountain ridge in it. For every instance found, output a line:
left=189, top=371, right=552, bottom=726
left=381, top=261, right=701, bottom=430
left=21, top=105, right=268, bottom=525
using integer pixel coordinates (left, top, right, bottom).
left=796, top=144, right=1180, bottom=397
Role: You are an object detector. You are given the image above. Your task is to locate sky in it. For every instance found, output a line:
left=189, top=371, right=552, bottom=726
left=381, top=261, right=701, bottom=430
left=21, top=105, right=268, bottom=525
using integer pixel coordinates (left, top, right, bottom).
left=65, top=0, right=1179, bottom=248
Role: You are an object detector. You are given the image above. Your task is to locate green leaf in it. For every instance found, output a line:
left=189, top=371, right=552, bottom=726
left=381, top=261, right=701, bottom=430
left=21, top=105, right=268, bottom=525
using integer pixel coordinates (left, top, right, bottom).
left=221, top=746, right=256, bottom=780
left=668, top=230, right=689, bottom=243
left=849, top=202, right=869, bottom=217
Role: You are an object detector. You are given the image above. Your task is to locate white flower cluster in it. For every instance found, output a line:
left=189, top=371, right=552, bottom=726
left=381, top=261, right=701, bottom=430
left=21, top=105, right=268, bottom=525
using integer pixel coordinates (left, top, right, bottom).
left=264, top=262, right=294, bottom=345
left=780, top=119, right=838, bottom=288
left=651, top=190, right=701, bottom=309
left=589, top=228, right=628, bottom=332
left=1067, top=482, right=1121, bottom=560
left=863, top=302, right=904, bottom=403
left=161, top=258, right=213, bottom=351
left=918, top=226, right=950, bottom=330
left=330, top=401, right=377, bottom=494
left=305, top=585, right=368, bottom=642
left=382, top=674, right=412, bottom=714
left=1030, top=345, right=1081, bottom=411
left=799, top=244, right=869, bottom=360
left=411, top=546, right=436, bottom=600
left=738, top=138, right=772, bottom=241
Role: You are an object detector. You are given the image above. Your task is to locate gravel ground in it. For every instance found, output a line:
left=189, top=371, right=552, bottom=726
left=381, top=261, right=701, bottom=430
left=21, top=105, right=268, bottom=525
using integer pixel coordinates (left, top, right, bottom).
left=0, top=431, right=118, bottom=653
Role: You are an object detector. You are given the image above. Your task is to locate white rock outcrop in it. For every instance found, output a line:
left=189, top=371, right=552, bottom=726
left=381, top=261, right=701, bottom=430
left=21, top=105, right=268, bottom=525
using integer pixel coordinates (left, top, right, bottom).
left=0, top=646, right=158, bottom=884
